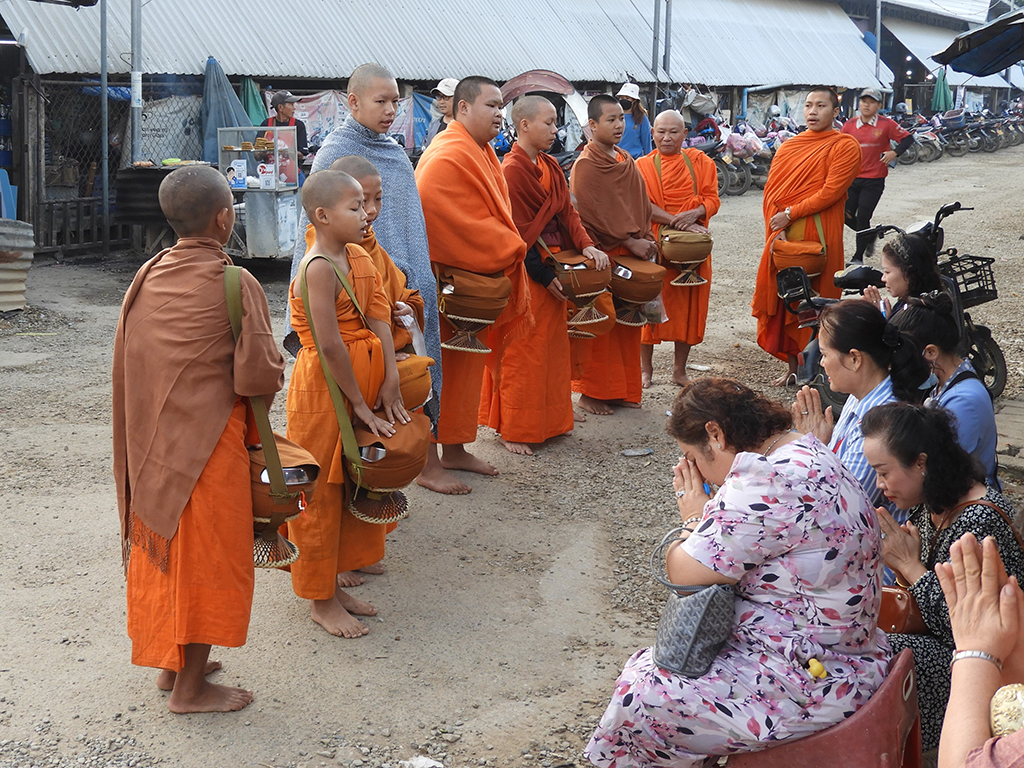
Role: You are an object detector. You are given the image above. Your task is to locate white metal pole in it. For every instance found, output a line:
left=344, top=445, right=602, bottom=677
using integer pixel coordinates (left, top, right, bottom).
left=875, top=0, right=882, bottom=83
left=130, top=0, right=142, bottom=162
left=650, top=0, right=661, bottom=112
left=100, top=0, right=108, bottom=256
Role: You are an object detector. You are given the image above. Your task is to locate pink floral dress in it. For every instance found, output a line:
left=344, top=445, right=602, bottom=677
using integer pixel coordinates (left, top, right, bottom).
left=585, top=434, right=890, bottom=768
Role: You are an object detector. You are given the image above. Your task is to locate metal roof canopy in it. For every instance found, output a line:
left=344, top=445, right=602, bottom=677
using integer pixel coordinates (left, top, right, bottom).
left=884, top=17, right=1014, bottom=87
left=884, top=0, right=989, bottom=25
left=3, top=0, right=889, bottom=89
left=932, top=9, right=1024, bottom=77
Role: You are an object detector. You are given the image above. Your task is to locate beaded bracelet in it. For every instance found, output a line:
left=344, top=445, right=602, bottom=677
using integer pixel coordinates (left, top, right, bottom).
left=950, top=650, right=1003, bottom=672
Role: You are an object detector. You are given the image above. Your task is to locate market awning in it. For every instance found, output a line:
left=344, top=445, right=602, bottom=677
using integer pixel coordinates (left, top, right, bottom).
left=884, top=17, right=1013, bottom=89
left=932, top=10, right=1024, bottom=78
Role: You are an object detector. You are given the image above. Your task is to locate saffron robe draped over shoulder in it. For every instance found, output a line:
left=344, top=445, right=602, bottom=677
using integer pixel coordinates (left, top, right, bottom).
left=751, top=130, right=862, bottom=360
left=478, top=144, right=594, bottom=443
left=285, top=244, right=392, bottom=599
left=304, top=223, right=425, bottom=352
left=636, top=148, right=720, bottom=347
left=416, top=120, right=529, bottom=445
left=569, top=145, right=653, bottom=404
left=113, top=238, right=284, bottom=670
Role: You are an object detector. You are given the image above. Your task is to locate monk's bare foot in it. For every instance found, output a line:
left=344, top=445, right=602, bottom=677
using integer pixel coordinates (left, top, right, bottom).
left=573, top=409, right=587, bottom=423
left=609, top=399, right=642, bottom=409
left=357, top=562, right=385, bottom=575
left=578, top=395, right=614, bottom=415
left=500, top=438, right=534, bottom=456
left=336, top=570, right=365, bottom=588
left=641, top=369, right=653, bottom=389
left=156, top=661, right=222, bottom=691
left=441, top=446, right=499, bottom=476
left=167, top=681, right=253, bottom=714
left=310, top=597, right=369, bottom=638
left=671, top=374, right=692, bottom=388
left=417, top=450, right=472, bottom=494
left=337, top=588, right=378, bottom=617
left=771, top=372, right=796, bottom=387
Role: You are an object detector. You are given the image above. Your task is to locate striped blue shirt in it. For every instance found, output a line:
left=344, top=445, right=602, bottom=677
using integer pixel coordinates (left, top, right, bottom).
left=829, top=377, right=896, bottom=515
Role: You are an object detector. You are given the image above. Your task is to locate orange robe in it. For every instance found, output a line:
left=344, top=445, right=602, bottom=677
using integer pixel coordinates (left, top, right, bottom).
left=304, top=223, right=424, bottom=352
left=569, top=144, right=654, bottom=404
left=478, top=145, right=593, bottom=443
left=636, top=148, right=720, bottom=346
left=285, top=245, right=392, bottom=599
left=751, top=130, right=862, bottom=360
left=416, top=120, right=528, bottom=445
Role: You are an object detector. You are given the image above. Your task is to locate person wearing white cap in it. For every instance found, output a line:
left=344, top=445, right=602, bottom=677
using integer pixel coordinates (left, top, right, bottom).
left=615, top=82, right=652, bottom=159
left=425, top=78, right=458, bottom=147
left=839, top=87, right=914, bottom=264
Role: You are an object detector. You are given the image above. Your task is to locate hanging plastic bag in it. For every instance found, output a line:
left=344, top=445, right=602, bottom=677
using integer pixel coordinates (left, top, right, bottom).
left=641, top=293, right=669, bottom=325
left=395, top=301, right=428, bottom=358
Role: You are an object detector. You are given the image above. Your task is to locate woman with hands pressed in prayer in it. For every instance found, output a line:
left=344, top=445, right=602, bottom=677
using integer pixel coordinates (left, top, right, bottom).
left=937, top=533, right=1024, bottom=768
left=586, top=378, right=889, bottom=768
left=861, top=232, right=943, bottom=318
left=860, top=403, right=1024, bottom=754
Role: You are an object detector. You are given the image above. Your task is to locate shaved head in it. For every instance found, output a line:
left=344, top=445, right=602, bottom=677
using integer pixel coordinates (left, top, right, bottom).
left=158, top=165, right=233, bottom=237
left=808, top=86, right=840, bottom=110
left=588, top=94, right=619, bottom=123
left=348, top=63, right=396, bottom=95
left=301, top=169, right=362, bottom=221
left=510, top=95, right=555, bottom=127
left=329, top=155, right=381, bottom=182
left=453, top=76, right=500, bottom=113
left=653, top=110, right=686, bottom=130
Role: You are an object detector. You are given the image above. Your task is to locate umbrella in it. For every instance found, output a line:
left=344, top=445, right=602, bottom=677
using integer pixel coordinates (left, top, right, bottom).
left=931, top=68, right=953, bottom=112
left=933, top=9, right=1024, bottom=77
left=240, top=77, right=268, bottom=127
left=200, top=57, right=252, bottom=164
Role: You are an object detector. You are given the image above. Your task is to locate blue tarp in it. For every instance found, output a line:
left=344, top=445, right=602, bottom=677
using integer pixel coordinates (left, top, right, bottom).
left=412, top=93, right=432, bottom=149
left=200, top=56, right=251, bottom=164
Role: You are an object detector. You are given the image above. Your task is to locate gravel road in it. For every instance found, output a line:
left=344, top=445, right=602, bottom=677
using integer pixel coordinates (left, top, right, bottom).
left=1, top=147, right=1021, bottom=768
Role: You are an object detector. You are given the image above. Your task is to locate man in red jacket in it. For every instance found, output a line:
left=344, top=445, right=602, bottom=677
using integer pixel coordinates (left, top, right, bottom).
left=840, top=87, right=914, bottom=264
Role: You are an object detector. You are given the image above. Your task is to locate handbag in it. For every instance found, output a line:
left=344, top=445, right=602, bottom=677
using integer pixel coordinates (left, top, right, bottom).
left=298, top=254, right=431, bottom=525
left=650, top=526, right=735, bottom=678
left=769, top=213, right=827, bottom=277
left=225, top=265, right=319, bottom=569
left=653, top=153, right=713, bottom=287
left=395, top=353, right=435, bottom=411
left=536, top=238, right=612, bottom=305
left=879, top=498, right=1024, bottom=634
left=436, top=265, right=512, bottom=323
left=609, top=255, right=666, bottom=305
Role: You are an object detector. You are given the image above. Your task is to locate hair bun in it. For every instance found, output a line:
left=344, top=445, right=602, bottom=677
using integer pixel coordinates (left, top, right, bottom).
left=919, top=290, right=954, bottom=316
left=882, top=322, right=902, bottom=349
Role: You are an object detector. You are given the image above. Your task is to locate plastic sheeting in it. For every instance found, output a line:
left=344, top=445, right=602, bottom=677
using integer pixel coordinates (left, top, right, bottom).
left=201, top=57, right=251, bottom=164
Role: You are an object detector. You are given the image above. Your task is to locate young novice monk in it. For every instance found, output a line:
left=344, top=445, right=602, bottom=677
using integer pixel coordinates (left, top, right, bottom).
left=113, top=165, right=285, bottom=712
left=286, top=169, right=410, bottom=638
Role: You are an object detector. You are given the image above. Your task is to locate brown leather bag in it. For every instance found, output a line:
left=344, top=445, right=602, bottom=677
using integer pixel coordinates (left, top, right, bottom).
left=769, top=213, right=827, bottom=277
left=879, top=586, right=928, bottom=634
left=395, top=354, right=435, bottom=411
left=609, top=254, right=666, bottom=305
left=652, top=152, right=713, bottom=269
left=538, top=242, right=611, bottom=303
left=436, top=266, right=512, bottom=323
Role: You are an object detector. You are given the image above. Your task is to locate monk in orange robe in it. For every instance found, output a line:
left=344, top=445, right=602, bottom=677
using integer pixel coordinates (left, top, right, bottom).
left=569, top=94, right=658, bottom=415
left=636, top=110, right=720, bottom=388
left=415, top=76, right=528, bottom=493
left=286, top=170, right=410, bottom=638
left=751, top=87, right=862, bottom=384
left=480, top=95, right=610, bottom=455
left=113, top=166, right=285, bottom=712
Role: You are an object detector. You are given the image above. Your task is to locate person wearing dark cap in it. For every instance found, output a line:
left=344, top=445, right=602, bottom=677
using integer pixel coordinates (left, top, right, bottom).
left=839, top=87, right=913, bottom=265
left=263, top=91, right=309, bottom=159
left=424, top=78, right=458, bottom=147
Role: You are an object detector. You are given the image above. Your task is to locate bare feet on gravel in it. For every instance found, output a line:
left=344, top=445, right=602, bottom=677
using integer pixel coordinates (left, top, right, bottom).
left=165, top=644, right=253, bottom=714
left=578, top=395, right=614, bottom=415
left=640, top=344, right=654, bottom=389
left=358, top=562, right=385, bottom=575
left=771, top=355, right=799, bottom=386
left=417, top=449, right=471, bottom=495
left=336, top=571, right=366, bottom=588
left=671, top=374, right=691, bottom=388
left=500, top=438, right=534, bottom=456
left=311, top=595, right=370, bottom=638
left=336, top=589, right=377, bottom=617
left=156, top=660, right=221, bottom=691
left=573, top=409, right=587, bottom=423
left=609, top=399, right=641, bottom=409
left=641, top=369, right=653, bottom=389
left=441, top=445, right=498, bottom=476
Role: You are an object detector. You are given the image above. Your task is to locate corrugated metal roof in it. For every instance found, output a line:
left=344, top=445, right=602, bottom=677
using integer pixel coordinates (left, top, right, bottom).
left=885, top=0, right=989, bottom=24
left=884, top=17, right=1014, bottom=87
left=0, top=0, right=889, bottom=88
left=657, top=0, right=893, bottom=88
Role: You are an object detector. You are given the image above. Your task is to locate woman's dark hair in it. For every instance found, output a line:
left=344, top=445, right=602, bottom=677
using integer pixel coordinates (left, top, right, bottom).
left=890, top=290, right=961, bottom=354
left=668, top=378, right=792, bottom=453
left=881, top=233, right=942, bottom=296
left=819, top=300, right=931, bottom=403
left=861, top=403, right=984, bottom=513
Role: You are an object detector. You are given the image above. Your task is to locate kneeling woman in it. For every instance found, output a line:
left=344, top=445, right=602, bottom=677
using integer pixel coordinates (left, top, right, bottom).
left=586, top=379, right=890, bottom=768
left=862, top=403, right=1024, bottom=753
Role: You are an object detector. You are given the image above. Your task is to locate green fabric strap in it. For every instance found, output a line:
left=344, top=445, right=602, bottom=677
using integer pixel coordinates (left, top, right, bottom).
left=297, top=254, right=365, bottom=487
left=654, top=151, right=699, bottom=201
left=810, top=212, right=826, bottom=254
left=224, top=265, right=292, bottom=504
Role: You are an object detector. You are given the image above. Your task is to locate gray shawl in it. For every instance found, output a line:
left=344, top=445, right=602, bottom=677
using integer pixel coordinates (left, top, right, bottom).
left=288, top=116, right=441, bottom=427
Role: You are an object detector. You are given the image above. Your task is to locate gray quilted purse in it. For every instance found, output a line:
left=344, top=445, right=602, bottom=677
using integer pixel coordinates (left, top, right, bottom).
left=650, top=526, right=735, bottom=678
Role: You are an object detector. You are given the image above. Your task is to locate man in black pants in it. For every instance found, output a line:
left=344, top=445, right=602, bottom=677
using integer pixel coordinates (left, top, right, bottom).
left=839, top=88, right=914, bottom=264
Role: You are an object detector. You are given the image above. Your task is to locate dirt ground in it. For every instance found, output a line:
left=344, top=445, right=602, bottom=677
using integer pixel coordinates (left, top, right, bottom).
left=1, top=148, right=1022, bottom=768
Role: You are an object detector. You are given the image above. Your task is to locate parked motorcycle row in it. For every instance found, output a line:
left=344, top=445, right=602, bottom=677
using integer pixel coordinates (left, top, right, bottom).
left=897, top=108, right=1024, bottom=163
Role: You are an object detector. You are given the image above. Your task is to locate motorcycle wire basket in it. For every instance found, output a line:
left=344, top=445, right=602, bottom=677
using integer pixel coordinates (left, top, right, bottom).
left=939, top=253, right=997, bottom=309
